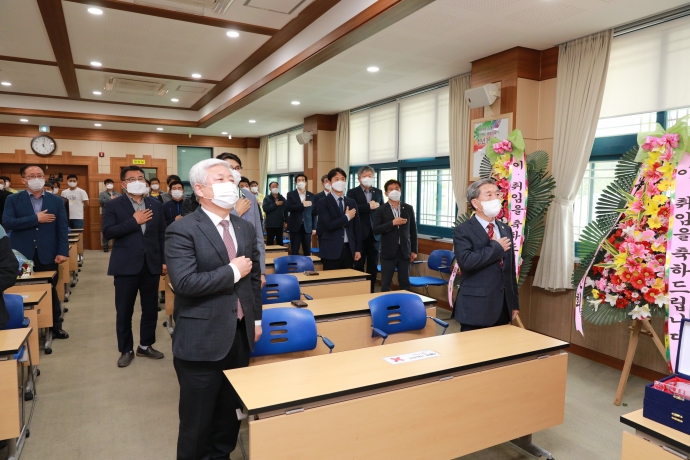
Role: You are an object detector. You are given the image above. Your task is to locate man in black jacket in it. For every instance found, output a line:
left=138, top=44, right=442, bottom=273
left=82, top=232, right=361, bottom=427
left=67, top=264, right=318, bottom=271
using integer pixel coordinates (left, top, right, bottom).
left=347, top=165, right=384, bottom=292
left=285, top=174, right=316, bottom=256
left=262, top=181, right=286, bottom=246
left=0, top=224, right=17, bottom=329
left=373, top=179, right=418, bottom=292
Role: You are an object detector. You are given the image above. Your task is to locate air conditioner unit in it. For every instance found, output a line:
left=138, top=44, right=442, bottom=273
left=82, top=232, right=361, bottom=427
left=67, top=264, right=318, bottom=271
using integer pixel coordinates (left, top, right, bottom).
left=135, top=0, right=234, bottom=14
left=106, top=77, right=166, bottom=97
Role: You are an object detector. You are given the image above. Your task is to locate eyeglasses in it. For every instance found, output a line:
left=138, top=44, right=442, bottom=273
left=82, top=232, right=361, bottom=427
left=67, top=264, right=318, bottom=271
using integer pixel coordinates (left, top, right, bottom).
left=25, top=175, right=45, bottom=180
left=230, top=166, right=242, bottom=171
left=123, top=177, right=147, bottom=183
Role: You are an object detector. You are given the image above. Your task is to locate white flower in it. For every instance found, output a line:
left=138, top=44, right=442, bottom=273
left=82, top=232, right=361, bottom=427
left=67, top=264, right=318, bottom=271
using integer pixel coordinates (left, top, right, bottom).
left=605, top=293, right=618, bottom=306
left=588, top=298, right=602, bottom=312
left=655, top=294, right=670, bottom=308
left=623, top=226, right=636, bottom=239
left=629, top=304, right=651, bottom=320
left=585, top=277, right=596, bottom=288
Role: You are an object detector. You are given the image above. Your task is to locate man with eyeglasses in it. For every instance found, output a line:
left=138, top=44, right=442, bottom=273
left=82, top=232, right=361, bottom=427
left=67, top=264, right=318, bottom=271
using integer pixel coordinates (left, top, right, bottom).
left=3, top=164, right=70, bottom=339
left=102, top=165, right=167, bottom=368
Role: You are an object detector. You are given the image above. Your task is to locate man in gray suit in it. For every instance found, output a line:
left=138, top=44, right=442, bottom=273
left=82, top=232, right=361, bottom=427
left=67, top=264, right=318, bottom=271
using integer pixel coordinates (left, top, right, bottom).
left=98, top=178, right=121, bottom=252
left=453, top=178, right=518, bottom=331
left=165, top=158, right=262, bottom=460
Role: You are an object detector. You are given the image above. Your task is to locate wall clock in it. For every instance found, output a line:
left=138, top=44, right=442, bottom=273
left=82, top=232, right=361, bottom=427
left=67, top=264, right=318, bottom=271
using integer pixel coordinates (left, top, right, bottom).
left=31, top=134, right=57, bottom=156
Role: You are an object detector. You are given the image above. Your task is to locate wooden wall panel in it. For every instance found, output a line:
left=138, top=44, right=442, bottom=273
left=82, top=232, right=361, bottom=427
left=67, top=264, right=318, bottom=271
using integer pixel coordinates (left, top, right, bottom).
left=526, top=285, right=573, bottom=342
left=516, top=78, right=540, bottom=139
left=538, top=78, right=557, bottom=140
left=540, top=47, right=559, bottom=80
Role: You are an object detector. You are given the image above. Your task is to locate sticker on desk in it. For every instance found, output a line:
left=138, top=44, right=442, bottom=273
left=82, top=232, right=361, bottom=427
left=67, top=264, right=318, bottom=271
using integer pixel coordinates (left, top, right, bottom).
left=383, top=350, right=440, bottom=365
left=21, top=295, right=29, bottom=299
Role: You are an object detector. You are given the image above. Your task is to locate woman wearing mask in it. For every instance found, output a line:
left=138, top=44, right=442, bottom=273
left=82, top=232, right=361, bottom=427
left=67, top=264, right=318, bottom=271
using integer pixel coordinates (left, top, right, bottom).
left=163, top=180, right=186, bottom=226
left=262, top=182, right=286, bottom=246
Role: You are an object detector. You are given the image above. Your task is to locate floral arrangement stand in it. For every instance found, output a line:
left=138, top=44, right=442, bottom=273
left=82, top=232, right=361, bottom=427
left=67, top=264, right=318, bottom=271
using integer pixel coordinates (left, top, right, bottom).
left=615, top=318, right=667, bottom=406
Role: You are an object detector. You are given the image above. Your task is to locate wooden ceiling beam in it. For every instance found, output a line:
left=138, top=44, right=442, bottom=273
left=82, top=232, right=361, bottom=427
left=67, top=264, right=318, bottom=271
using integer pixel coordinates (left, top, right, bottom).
left=73, top=65, right=220, bottom=85
left=63, top=0, right=279, bottom=36
left=0, top=107, right=197, bottom=128
left=0, top=55, right=58, bottom=67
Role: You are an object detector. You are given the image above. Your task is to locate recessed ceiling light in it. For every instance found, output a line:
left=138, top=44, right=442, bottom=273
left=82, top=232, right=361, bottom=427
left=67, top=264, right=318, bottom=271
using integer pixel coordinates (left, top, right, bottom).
left=291, top=101, right=300, bottom=105
left=228, top=134, right=232, bottom=139
left=226, top=31, right=239, bottom=38
left=19, top=119, right=28, bottom=122
left=191, top=73, right=201, bottom=79
left=367, top=66, right=379, bottom=72
left=248, top=120, right=256, bottom=123
left=157, top=127, right=164, bottom=131
left=1, top=82, right=11, bottom=86
left=221, top=131, right=227, bottom=135
left=171, top=98, right=179, bottom=102
left=94, top=123, right=102, bottom=127
left=87, top=7, right=103, bottom=15
left=93, top=91, right=102, bottom=95
left=90, top=61, right=102, bottom=67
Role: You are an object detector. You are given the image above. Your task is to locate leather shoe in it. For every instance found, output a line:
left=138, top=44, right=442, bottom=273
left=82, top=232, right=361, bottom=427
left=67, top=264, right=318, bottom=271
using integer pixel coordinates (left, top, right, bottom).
left=117, top=351, right=134, bottom=368
left=53, top=329, right=69, bottom=339
left=136, top=346, right=164, bottom=360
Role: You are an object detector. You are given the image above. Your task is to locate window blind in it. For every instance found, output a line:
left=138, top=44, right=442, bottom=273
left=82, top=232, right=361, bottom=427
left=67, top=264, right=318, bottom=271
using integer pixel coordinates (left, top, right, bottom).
left=267, top=129, right=303, bottom=174
left=398, top=88, right=449, bottom=160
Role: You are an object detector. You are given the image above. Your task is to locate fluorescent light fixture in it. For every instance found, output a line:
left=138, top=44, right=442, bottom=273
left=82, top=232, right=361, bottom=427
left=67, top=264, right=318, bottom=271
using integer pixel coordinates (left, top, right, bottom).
left=291, top=101, right=300, bottom=105
left=367, top=66, right=379, bottom=72
left=19, top=119, right=28, bottom=122
left=248, top=120, right=256, bottom=123
left=87, top=7, right=103, bottom=15
left=93, top=91, right=102, bottom=95
left=221, top=132, right=228, bottom=135
left=90, top=61, right=102, bottom=67
left=226, top=31, right=239, bottom=38
left=94, top=123, right=102, bottom=127
left=1, top=82, right=10, bottom=86
left=171, top=98, right=179, bottom=102
left=157, top=127, right=164, bottom=131
left=191, top=73, right=201, bottom=78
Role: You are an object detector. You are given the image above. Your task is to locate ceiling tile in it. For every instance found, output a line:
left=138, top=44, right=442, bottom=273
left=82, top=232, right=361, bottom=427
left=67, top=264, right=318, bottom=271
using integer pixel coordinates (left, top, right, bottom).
left=0, top=61, right=66, bottom=97
left=0, top=0, right=55, bottom=61
left=509, top=1, right=587, bottom=26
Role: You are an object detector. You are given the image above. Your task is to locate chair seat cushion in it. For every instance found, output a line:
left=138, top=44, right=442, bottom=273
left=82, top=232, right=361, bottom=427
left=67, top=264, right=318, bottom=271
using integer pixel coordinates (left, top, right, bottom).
left=409, top=276, right=447, bottom=287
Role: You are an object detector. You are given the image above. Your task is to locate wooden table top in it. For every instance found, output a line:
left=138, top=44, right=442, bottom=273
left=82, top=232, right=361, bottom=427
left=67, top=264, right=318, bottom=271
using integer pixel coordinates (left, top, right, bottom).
left=265, top=255, right=321, bottom=266
left=8, top=291, right=46, bottom=307
left=264, top=291, right=435, bottom=318
left=290, top=269, right=368, bottom=284
left=68, top=238, right=79, bottom=243
left=265, top=245, right=288, bottom=252
left=0, top=327, right=32, bottom=356
left=225, top=325, right=568, bottom=415
left=70, top=228, right=84, bottom=233
left=621, top=409, right=690, bottom=451
left=16, top=271, right=56, bottom=283
left=68, top=233, right=80, bottom=238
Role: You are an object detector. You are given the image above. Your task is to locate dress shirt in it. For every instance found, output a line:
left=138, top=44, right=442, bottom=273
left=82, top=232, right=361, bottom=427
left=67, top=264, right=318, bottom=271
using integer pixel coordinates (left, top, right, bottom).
left=330, top=192, right=349, bottom=243
left=127, top=193, right=147, bottom=233
left=298, top=190, right=306, bottom=222
left=475, top=214, right=497, bottom=235
left=361, top=185, right=372, bottom=203
left=390, top=201, right=400, bottom=244
left=27, top=190, right=44, bottom=214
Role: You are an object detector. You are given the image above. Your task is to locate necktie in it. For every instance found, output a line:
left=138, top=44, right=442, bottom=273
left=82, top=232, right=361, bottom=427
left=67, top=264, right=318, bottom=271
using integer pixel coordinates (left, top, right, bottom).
left=487, top=223, right=503, bottom=268
left=339, top=197, right=344, bottom=214
left=219, top=220, right=244, bottom=320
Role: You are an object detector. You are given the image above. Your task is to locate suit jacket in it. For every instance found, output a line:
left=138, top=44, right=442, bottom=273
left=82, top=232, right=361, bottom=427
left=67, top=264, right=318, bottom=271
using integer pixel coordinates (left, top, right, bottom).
left=102, top=195, right=166, bottom=277
left=453, top=216, right=519, bottom=327
left=347, top=186, right=384, bottom=241
left=0, top=226, right=18, bottom=329
left=262, top=193, right=287, bottom=229
left=285, top=189, right=317, bottom=234
left=373, top=202, right=418, bottom=260
left=98, top=190, right=121, bottom=207
left=181, top=193, right=198, bottom=216
left=313, top=191, right=329, bottom=236
left=162, top=199, right=184, bottom=227
left=3, top=191, right=69, bottom=264
left=166, top=207, right=262, bottom=360
left=315, top=193, right=362, bottom=260
left=0, top=190, right=11, bottom=226
left=234, top=189, right=265, bottom=273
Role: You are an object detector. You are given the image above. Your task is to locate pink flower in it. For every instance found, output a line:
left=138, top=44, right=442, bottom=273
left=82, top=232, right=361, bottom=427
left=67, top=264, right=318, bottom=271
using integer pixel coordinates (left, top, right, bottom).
left=665, top=133, right=680, bottom=148
left=493, top=140, right=513, bottom=154
left=660, top=150, right=673, bottom=162
left=627, top=243, right=646, bottom=258
left=639, top=229, right=656, bottom=242
left=647, top=181, right=660, bottom=195
left=595, top=278, right=608, bottom=291
left=629, top=198, right=645, bottom=214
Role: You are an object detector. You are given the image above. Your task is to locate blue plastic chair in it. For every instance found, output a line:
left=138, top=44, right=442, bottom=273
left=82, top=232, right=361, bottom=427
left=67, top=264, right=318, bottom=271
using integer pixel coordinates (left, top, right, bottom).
left=311, top=247, right=319, bottom=254
left=261, top=274, right=313, bottom=305
left=273, top=255, right=315, bottom=274
left=3, top=294, right=29, bottom=330
left=409, top=249, right=455, bottom=296
left=251, top=307, right=334, bottom=357
left=368, top=293, right=448, bottom=345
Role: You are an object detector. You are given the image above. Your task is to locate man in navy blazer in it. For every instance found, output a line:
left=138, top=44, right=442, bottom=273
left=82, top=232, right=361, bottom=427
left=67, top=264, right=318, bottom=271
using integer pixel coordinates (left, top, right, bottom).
left=316, top=168, right=362, bottom=270
left=453, top=178, right=519, bottom=331
left=103, top=165, right=167, bottom=367
left=3, top=164, right=69, bottom=338
left=347, top=165, right=384, bottom=292
left=285, top=173, right=317, bottom=256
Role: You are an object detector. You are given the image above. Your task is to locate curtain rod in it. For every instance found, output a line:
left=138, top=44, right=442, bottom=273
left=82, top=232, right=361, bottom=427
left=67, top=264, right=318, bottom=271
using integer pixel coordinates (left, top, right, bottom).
left=350, top=79, right=450, bottom=114
left=613, top=4, right=690, bottom=37
left=268, top=124, right=303, bottom=139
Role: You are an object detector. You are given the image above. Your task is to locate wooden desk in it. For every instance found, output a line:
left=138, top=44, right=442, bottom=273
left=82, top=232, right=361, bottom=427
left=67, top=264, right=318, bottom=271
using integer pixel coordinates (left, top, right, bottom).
left=0, top=327, right=32, bottom=449
left=12, top=271, right=56, bottom=336
left=621, top=410, right=690, bottom=459
left=290, top=269, right=369, bottom=299
left=265, top=255, right=322, bottom=274
left=165, top=282, right=175, bottom=336
left=59, top=260, right=70, bottom=301
left=265, top=245, right=288, bottom=258
left=159, top=275, right=167, bottom=292
left=227, top=326, right=568, bottom=459
left=252, top=291, right=438, bottom=365
left=69, top=244, right=78, bottom=272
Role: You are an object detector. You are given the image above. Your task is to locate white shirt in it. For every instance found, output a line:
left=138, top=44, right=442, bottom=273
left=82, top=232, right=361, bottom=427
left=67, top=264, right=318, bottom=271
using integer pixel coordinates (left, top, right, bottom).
left=330, top=193, right=349, bottom=243
left=61, top=187, right=89, bottom=219
left=475, top=215, right=497, bottom=235
left=201, top=206, right=262, bottom=327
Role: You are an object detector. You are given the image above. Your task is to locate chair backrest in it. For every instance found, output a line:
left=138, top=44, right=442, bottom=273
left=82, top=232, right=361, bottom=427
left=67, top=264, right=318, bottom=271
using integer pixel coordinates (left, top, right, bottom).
left=427, top=249, right=455, bottom=274
left=273, top=255, right=315, bottom=274
left=261, top=274, right=301, bottom=304
left=368, top=293, right=427, bottom=335
left=251, top=307, right=318, bottom=357
left=2, top=294, right=25, bottom=330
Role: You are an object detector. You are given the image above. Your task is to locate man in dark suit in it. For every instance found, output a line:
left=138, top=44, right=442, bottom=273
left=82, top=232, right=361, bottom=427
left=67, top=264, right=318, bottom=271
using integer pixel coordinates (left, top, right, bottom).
left=313, top=174, right=330, bottom=243
left=3, top=165, right=69, bottom=338
left=0, top=178, right=12, bottom=226
left=347, top=166, right=384, bottom=292
left=316, top=168, right=362, bottom=270
left=285, top=173, right=317, bottom=256
left=453, top=178, right=518, bottom=332
left=165, top=158, right=261, bottom=460
left=373, top=179, right=418, bottom=292
left=262, top=181, right=286, bottom=246
left=103, top=165, right=167, bottom=367
left=0, top=224, right=18, bottom=329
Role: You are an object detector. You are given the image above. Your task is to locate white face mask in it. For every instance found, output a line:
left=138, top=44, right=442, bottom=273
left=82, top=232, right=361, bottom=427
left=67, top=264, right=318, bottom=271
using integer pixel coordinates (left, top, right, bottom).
left=250, top=186, right=258, bottom=194
left=126, top=181, right=147, bottom=195
left=230, top=169, right=242, bottom=185
left=44, top=189, right=52, bottom=194
left=27, top=178, right=45, bottom=192
left=331, top=180, right=346, bottom=192
left=204, top=182, right=239, bottom=209
left=270, top=187, right=279, bottom=195
left=53, top=188, right=59, bottom=194
left=387, top=190, right=401, bottom=202
left=68, top=181, right=77, bottom=188
left=145, top=187, right=150, bottom=195
left=324, top=183, right=331, bottom=191
left=360, top=177, right=373, bottom=187
left=151, top=184, right=160, bottom=191
left=0, top=183, right=5, bottom=190
left=479, top=199, right=502, bottom=218
left=106, top=183, right=114, bottom=190
left=171, top=190, right=184, bottom=200
left=296, top=182, right=306, bottom=190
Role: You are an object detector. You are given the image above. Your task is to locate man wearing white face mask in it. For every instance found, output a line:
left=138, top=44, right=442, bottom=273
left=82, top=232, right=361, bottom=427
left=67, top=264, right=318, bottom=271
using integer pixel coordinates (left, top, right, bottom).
left=98, top=178, right=121, bottom=252
left=262, top=181, right=286, bottom=246
left=165, top=158, right=261, bottom=460
left=286, top=173, right=317, bottom=256
left=453, top=178, right=519, bottom=332
left=0, top=176, right=11, bottom=227
left=61, top=174, right=89, bottom=229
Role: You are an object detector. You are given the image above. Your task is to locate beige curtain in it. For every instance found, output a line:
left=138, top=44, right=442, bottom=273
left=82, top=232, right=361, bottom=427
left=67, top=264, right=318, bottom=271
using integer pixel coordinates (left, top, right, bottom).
left=534, top=30, right=613, bottom=291
left=335, top=111, right=350, bottom=171
left=449, top=73, right=471, bottom=214
left=258, top=135, right=269, bottom=193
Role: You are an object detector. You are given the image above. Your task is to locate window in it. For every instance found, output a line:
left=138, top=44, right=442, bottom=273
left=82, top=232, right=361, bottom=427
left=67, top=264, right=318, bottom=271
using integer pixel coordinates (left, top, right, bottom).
left=573, top=161, right=617, bottom=240
left=267, top=128, right=303, bottom=175
left=379, top=169, right=398, bottom=191
left=595, top=112, right=657, bottom=137
left=266, top=175, right=293, bottom=196
left=176, top=146, right=212, bottom=194
left=350, top=103, right=398, bottom=165
left=418, top=169, right=455, bottom=228
left=667, top=107, right=690, bottom=127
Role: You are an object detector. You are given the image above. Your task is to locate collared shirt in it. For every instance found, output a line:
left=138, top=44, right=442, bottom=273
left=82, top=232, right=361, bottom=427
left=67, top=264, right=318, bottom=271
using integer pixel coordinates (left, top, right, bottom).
left=298, top=189, right=307, bottom=221
left=361, top=185, right=372, bottom=203
left=330, top=193, right=349, bottom=243
left=27, top=190, right=44, bottom=215
left=475, top=214, right=497, bottom=235
left=200, top=206, right=260, bottom=327
left=127, top=193, right=147, bottom=233
left=389, top=201, right=401, bottom=244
